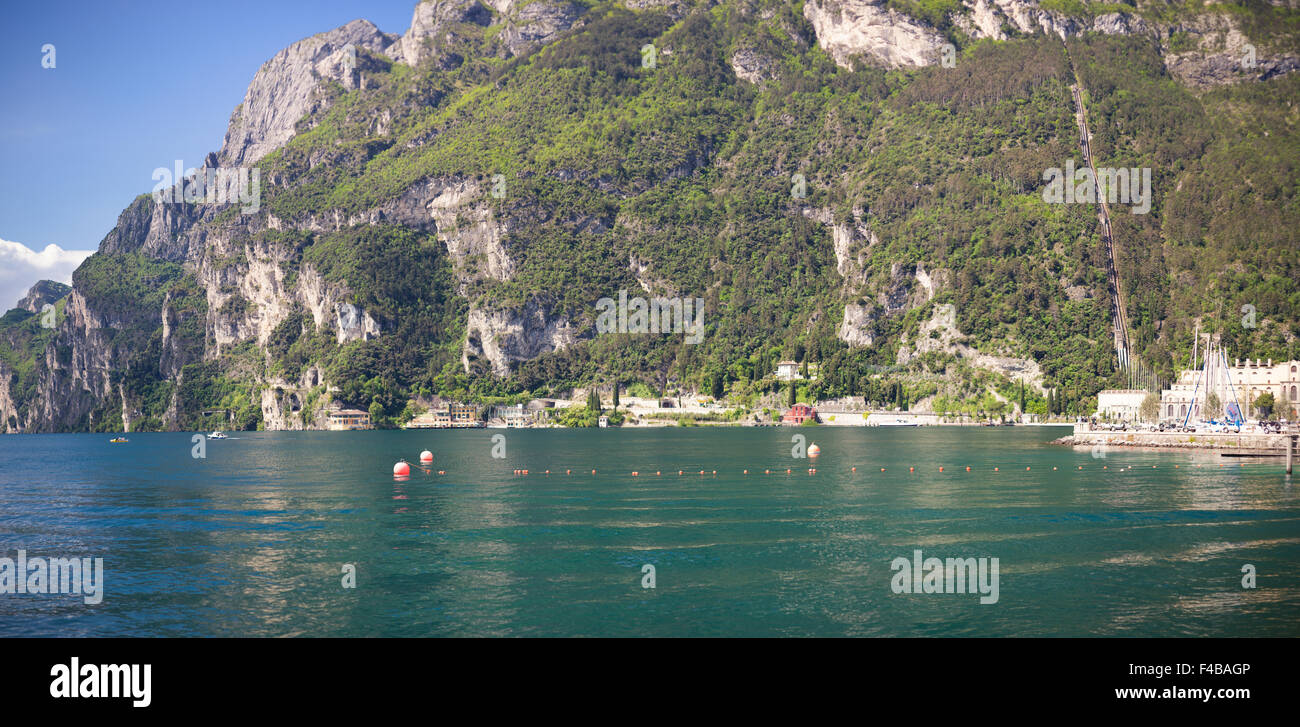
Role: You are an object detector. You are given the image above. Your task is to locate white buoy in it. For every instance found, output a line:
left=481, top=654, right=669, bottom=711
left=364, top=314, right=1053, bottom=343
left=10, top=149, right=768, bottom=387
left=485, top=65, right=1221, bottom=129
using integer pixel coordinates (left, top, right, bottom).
left=808, top=443, right=821, bottom=456
left=420, top=450, right=434, bottom=464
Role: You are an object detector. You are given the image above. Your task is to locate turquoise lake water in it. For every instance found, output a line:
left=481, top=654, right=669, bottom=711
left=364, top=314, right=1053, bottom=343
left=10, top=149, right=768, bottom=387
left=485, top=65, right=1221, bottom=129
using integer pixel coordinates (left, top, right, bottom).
left=1, top=426, right=1297, bottom=636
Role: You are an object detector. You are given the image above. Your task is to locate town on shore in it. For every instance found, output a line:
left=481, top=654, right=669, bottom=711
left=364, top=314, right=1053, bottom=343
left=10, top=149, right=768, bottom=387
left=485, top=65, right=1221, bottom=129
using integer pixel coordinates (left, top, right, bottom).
left=311, top=355, right=1300, bottom=441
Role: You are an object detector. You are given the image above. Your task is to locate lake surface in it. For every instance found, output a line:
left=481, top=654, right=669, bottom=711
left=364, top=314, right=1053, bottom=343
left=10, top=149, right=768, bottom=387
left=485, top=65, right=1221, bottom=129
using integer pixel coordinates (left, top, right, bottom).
left=1, top=427, right=1297, bottom=637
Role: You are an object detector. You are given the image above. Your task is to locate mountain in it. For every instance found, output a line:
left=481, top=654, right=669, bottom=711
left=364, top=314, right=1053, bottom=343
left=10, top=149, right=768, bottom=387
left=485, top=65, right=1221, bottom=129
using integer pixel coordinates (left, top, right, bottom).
left=15, top=280, right=72, bottom=314
left=2, top=0, right=1297, bottom=433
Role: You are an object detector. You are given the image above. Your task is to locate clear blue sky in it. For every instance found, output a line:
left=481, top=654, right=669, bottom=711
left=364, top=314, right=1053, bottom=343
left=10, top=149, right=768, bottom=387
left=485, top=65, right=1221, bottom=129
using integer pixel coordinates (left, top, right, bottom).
left=0, top=0, right=418, bottom=253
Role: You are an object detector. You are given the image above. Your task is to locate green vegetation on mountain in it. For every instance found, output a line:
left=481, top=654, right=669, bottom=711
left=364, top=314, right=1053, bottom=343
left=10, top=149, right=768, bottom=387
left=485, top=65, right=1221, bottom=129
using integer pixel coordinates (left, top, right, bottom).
left=2, top=0, right=1297, bottom=431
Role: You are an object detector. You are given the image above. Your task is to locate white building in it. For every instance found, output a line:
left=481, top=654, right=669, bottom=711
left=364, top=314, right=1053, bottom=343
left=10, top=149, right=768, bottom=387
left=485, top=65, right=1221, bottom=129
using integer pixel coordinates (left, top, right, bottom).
left=775, top=361, right=800, bottom=381
left=1160, top=358, right=1299, bottom=422
left=492, top=403, right=527, bottom=427
left=1096, top=389, right=1149, bottom=421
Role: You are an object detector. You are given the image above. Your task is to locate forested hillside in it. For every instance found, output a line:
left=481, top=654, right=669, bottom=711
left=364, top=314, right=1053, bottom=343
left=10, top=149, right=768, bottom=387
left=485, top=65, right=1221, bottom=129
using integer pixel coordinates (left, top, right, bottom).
left=2, top=0, right=1297, bottom=432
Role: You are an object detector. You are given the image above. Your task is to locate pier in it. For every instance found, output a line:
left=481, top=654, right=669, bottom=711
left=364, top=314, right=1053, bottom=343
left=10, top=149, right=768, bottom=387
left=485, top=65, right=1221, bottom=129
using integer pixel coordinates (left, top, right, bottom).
left=1060, top=422, right=1293, bottom=455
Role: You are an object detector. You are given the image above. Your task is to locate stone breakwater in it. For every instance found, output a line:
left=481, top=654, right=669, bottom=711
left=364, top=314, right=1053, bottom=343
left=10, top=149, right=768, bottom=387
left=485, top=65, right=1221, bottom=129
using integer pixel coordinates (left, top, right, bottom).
left=1055, top=427, right=1294, bottom=454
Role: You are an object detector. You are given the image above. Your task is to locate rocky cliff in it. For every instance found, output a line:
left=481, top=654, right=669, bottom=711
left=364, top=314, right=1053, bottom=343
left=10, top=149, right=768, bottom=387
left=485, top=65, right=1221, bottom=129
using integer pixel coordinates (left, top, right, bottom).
left=15, top=280, right=70, bottom=313
left=2, top=0, right=1296, bottom=432
left=804, top=0, right=1299, bottom=87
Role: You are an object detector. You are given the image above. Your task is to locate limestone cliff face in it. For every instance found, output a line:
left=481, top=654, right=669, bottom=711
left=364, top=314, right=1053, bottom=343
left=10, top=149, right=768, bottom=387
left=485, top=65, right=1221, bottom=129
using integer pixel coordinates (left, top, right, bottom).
left=98, top=193, right=208, bottom=263
left=424, top=178, right=516, bottom=285
left=895, top=303, right=1045, bottom=390
left=26, top=290, right=129, bottom=431
left=802, top=0, right=1298, bottom=89
left=1, top=15, right=405, bottom=431
left=4, top=0, right=1293, bottom=433
left=220, top=19, right=396, bottom=167
left=15, top=280, right=70, bottom=313
left=494, top=1, right=587, bottom=56
left=803, top=0, right=947, bottom=68
left=1159, top=12, right=1300, bottom=89
left=463, top=297, right=578, bottom=377
left=385, top=0, right=493, bottom=67
left=385, top=0, right=585, bottom=67
left=0, top=370, right=15, bottom=431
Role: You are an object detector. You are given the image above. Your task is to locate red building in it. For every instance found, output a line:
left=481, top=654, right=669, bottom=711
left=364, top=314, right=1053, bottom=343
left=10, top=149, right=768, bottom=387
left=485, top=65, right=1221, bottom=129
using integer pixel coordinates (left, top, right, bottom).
left=782, top=404, right=818, bottom=425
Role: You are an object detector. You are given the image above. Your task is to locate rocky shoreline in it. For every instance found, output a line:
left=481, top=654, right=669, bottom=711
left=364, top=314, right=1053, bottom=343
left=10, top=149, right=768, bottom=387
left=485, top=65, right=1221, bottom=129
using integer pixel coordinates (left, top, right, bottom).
left=1054, top=428, right=1294, bottom=455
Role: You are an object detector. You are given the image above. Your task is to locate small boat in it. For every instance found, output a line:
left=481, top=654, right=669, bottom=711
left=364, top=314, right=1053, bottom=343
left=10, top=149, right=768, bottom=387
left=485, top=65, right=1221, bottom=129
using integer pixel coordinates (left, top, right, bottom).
left=208, top=431, right=228, bottom=439
left=878, top=419, right=918, bottom=427
left=110, top=437, right=129, bottom=443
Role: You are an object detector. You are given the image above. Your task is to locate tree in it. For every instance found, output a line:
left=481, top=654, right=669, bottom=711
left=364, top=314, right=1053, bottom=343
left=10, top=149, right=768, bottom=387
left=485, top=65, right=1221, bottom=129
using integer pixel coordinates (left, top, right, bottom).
left=368, top=400, right=384, bottom=429
left=612, top=381, right=620, bottom=410
left=1017, top=381, right=1026, bottom=415
left=788, top=380, right=797, bottom=407
left=1205, top=392, right=1223, bottom=421
left=1278, top=393, right=1293, bottom=421
left=1140, top=392, right=1160, bottom=422
left=989, top=399, right=1007, bottom=422
left=587, top=388, right=602, bottom=413
left=711, top=372, right=724, bottom=400
left=1254, top=391, right=1275, bottom=420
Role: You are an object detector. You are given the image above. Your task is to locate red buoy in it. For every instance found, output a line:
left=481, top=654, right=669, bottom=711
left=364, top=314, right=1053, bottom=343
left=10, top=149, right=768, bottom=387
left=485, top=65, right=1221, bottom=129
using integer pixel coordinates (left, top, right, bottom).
left=420, top=450, right=434, bottom=464
left=393, top=461, right=410, bottom=476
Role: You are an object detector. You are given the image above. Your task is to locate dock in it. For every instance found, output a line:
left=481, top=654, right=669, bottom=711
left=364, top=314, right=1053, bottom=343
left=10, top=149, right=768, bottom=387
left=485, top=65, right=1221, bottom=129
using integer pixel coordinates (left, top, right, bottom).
left=1057, top=424, right=1294, bottom=456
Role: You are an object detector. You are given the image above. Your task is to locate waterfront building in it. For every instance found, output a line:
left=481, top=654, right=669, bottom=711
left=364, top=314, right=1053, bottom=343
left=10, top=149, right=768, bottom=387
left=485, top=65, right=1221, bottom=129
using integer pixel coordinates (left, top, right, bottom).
left=782, top=403, right=818, bottom=425
left=1160, top=355, right=1300, bottom=422
left=404, top=409, right=450, bottom=428
left=327, top=408, right=371, bottom=430
left=449, top=403, right=481, bottom=427
left=403, top=402, right=482, bottom=428
left=1096, top=389, right=1149, bottom=421
left=492, top=404, right=527, bottom=427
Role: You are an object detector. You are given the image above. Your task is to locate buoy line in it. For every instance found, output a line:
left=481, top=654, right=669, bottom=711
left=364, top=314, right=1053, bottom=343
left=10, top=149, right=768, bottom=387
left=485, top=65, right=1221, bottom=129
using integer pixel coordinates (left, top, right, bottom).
left=479, top=461, right=1251, bottom=477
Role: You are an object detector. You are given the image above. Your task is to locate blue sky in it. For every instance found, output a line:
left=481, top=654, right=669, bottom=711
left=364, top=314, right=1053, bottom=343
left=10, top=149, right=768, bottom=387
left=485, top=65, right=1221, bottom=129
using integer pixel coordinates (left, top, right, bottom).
left=0, top=0, right=416, bottom=306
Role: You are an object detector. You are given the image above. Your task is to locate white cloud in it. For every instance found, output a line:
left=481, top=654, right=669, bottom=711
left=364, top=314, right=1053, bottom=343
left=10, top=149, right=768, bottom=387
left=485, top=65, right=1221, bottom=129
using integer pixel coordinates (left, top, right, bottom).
left=0, top=238, right=94, bottom=311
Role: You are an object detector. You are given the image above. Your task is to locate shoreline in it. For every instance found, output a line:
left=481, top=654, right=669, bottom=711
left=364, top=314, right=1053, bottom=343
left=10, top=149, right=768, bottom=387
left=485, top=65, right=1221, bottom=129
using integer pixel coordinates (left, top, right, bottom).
left=1054, top=427, right=1296, bottom=455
